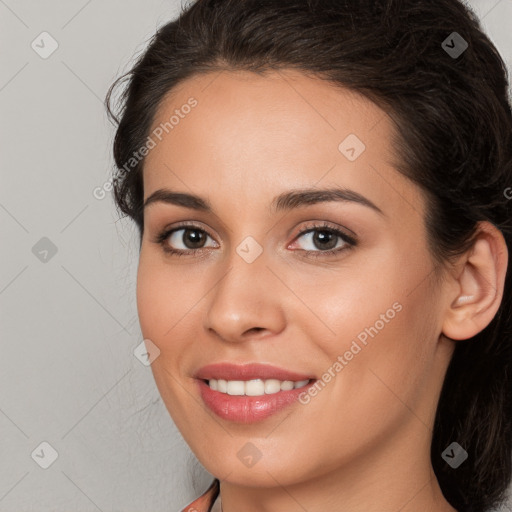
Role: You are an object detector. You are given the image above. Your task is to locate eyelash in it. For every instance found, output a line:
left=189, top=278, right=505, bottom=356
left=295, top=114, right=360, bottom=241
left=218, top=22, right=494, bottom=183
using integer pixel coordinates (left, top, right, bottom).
left=153, top=221, right=357, bottom=259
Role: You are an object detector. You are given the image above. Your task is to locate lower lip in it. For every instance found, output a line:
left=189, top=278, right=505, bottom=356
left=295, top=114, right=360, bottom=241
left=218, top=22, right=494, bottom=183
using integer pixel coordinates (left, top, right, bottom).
left=197, top=379, right=315, bottom=423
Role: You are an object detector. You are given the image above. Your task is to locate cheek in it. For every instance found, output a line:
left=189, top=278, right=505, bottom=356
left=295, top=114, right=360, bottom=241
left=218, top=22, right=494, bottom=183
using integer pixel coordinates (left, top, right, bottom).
left=297, top=247, right=432, bottom=349
left=135, top=252, right=199, bottom=423
left=136, top=251, right=183, bottom=347
left=136, top=255, right=162, bottom=340
left=136, top=248, right=199, bottom=342
left=307, top=244, right=439, bottom=404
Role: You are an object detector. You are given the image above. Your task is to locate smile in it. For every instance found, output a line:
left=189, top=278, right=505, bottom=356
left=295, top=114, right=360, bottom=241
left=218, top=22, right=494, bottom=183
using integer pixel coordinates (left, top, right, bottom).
left=194, top=362, right=317, bottom=423
left=206, top=378, right=311, bottom=396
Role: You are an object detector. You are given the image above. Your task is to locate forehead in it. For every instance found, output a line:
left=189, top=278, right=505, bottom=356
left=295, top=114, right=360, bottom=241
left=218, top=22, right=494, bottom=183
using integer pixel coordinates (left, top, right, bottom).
left=142, top=69, right=424, bottom=221
left=147, top=68, right=388, bottom=162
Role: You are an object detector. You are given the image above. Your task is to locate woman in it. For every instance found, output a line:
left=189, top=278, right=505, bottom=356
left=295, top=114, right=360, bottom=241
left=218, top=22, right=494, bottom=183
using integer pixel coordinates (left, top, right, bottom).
left=105, top=0, right=512, bottom=511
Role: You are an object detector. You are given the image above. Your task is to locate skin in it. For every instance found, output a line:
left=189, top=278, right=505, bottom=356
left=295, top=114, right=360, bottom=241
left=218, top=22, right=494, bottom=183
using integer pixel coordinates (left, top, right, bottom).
left=136, top=69, right=508, bottom=512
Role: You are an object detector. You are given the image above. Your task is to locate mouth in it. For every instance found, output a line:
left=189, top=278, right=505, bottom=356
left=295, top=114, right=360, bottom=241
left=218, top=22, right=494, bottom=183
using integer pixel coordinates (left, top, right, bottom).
left=202, top=377, right=312, bottom=396
left=194, top=362, right=317, bottom=423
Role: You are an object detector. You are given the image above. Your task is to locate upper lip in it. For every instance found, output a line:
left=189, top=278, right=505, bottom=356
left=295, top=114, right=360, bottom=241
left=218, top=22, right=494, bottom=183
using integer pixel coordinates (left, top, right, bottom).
left=195, top=363, right=315, bottom=382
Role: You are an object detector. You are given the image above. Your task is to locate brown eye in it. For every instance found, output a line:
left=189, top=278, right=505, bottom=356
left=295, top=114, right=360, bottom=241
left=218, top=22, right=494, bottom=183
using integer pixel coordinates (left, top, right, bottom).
left=309, top=229, right=339, bottom=251
left=292, top=224, right=355, bottom=256
left=153, top=222, right=219, bottom=256
left=163, top=227, right=214, bottom=251
left=179, top=228, right=208, bottom=249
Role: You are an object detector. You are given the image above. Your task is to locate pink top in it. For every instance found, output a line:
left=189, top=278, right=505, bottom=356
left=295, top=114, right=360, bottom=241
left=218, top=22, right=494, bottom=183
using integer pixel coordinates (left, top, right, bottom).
left=180, top=479, right=221, bottom=512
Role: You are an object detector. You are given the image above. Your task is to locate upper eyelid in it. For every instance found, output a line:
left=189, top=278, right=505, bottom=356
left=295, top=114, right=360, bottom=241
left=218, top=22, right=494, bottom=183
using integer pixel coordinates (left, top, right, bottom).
left=160, top=221, right=355, bottom=247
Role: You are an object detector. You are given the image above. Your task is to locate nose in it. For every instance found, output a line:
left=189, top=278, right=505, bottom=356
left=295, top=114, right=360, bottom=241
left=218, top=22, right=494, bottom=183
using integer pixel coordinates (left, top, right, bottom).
left=203, top=247, right=287, bottom=344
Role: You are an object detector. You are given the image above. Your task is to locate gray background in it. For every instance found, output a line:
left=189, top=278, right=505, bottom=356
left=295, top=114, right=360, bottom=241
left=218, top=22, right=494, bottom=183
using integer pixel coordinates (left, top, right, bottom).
left=0, top=0, right=511, bottom=511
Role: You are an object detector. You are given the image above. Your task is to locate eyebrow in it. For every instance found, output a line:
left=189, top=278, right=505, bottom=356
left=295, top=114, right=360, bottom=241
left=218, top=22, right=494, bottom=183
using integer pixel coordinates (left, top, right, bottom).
left=143, top=186, right=384, bottom=215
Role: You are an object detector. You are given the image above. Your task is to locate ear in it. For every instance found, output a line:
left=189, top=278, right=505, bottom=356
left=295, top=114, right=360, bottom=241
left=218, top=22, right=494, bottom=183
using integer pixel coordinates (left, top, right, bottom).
left=442, top=221, right=508, bottom=341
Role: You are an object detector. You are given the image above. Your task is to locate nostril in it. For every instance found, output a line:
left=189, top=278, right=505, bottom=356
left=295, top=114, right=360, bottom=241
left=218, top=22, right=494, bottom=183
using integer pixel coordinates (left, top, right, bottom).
left=245, top=327, right=265, bottom=336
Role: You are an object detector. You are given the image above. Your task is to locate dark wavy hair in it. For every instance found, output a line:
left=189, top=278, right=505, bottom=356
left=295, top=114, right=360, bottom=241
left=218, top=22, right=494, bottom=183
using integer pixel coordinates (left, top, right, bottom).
left=105, top=1, right=512, bottom=510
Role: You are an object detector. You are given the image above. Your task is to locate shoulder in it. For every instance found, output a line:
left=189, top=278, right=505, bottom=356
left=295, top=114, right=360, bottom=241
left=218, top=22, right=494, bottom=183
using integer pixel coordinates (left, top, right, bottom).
left=180, top=479, right=220, bottom=512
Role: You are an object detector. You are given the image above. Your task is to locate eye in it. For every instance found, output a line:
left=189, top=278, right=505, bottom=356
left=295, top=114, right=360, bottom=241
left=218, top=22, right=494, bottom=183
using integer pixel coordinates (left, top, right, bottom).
left=154, top=223, right=218, bottom=256
left=289, top=222, right=357, bottom=258
left=153, top=221, right=357, bottom=258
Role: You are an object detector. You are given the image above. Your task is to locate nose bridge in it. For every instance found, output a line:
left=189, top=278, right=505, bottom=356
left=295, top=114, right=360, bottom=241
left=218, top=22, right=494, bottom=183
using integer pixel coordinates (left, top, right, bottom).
left=204, top=239, right=286, bottom=342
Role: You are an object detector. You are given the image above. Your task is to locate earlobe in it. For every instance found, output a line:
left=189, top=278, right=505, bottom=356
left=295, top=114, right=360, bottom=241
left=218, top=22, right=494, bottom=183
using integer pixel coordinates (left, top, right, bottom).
left=442, top=222, right=508, bottom=341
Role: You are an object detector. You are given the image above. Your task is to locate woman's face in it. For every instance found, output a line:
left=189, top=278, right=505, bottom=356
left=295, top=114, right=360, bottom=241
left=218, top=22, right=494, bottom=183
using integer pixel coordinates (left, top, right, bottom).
left=137, top=69, right=455, bottom=491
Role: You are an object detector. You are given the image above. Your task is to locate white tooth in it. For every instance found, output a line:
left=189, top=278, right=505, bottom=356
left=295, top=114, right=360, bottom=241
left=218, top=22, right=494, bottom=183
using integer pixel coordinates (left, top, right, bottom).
left=217, top=379, right=227, bottom=393
left=280, top=380, right=294, bottom=391
left=227, top=380, right=245, bottom=395
left=245, top=379, right=265, bottom=396
left=212, top=378, right=309, bottom=395
left=294, top=379, right=309, bottom=389
left=264, top=379, right=281, bottom=394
